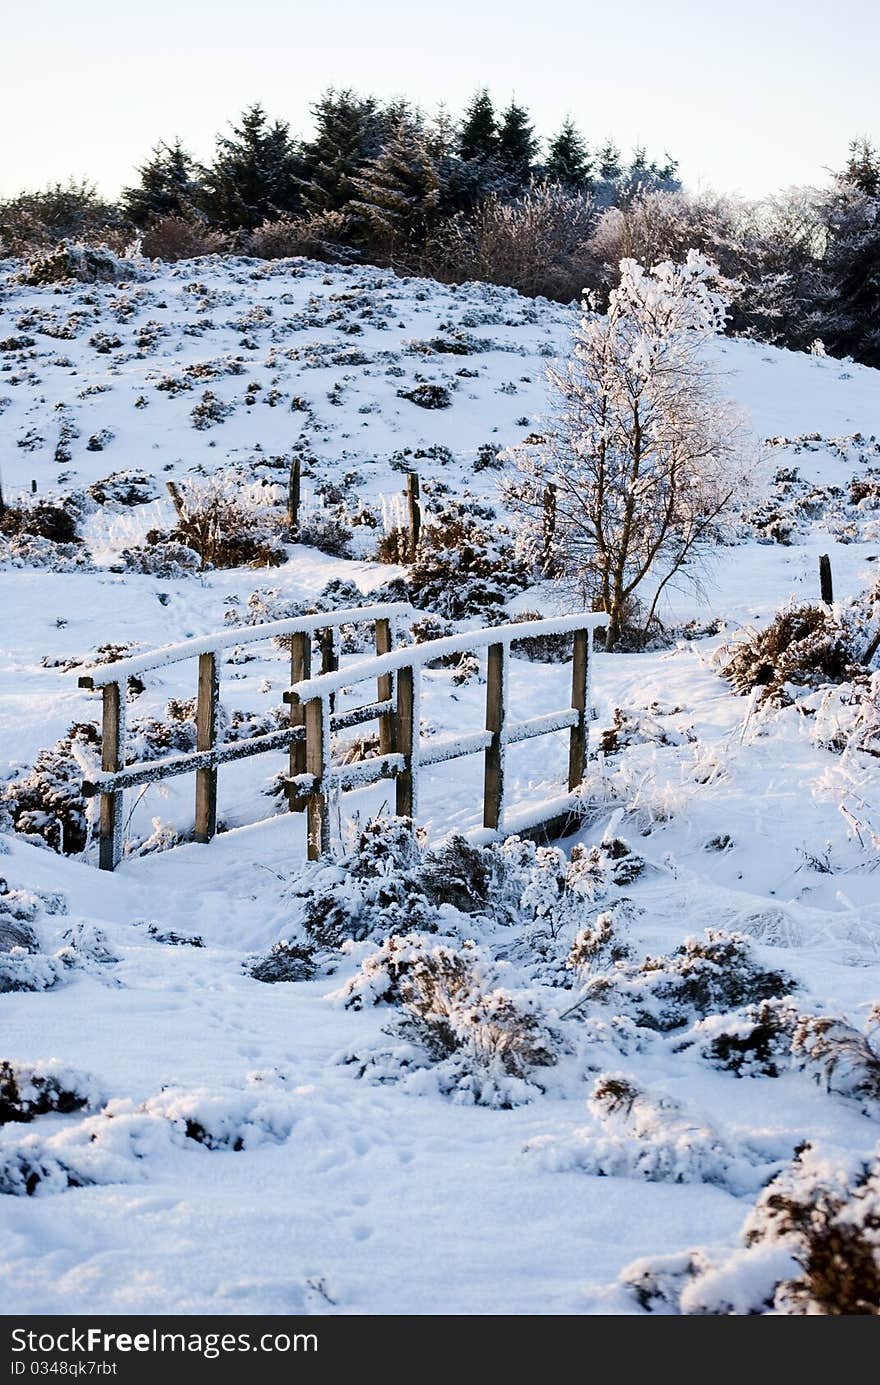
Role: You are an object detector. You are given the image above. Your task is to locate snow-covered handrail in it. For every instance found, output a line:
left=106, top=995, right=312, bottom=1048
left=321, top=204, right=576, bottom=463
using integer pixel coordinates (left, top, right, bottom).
left=76, top=603, right=410, bottom=870
left=287, top=613, right=607, bottom=703
left=289, top=612, right=600, bottom=862
left=78, top=603, right=413, bottom=688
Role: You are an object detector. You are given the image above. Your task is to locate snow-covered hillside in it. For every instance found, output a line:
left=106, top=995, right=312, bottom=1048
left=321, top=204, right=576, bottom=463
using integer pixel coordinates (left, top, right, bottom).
left=2, top=254, right=880, bottom=1315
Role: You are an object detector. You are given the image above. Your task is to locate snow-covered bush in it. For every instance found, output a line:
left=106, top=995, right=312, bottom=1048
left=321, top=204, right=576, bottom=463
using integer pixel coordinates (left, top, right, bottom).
left=791, top=1009, right=880, bottom=1114
left=0, top=722, right=99, bottom=853
left=117, top=538, right=202, bottom=577
left=154, top=477, right=283, bottom=568
left=248, top=940, right=319, bottom=983
left=580, top=931, right=795, bottom=1032
left=690, top=999, right=801, bottom=1077
left=404, top=509, right=529, bottom=619
left=0, top=503, right=79, bottom=545
left=527, top=1074, right=773, bottom=1191
left=0, top=1061, right=98, bottom=1124
left=21, top=240, right=146, bottom=286
left=622, top=1143, right=880, bottom=1314
left=812, top=674, right=880, bottom=758
left=720, top=603, right=860, bottom=705
left=343, top=934, right=560, bottom=1107
left=298, top=818, right=434, bottom=946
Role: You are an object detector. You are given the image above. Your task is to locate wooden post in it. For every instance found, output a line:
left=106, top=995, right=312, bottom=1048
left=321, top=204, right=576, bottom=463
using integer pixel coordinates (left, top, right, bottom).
left=98, top=682, right=125, bottom=871
left=288, top=455, right=301, bottom=533
left=288, top=631, right=311, bottom=811
left=319, top=626, right=338, bottom=714
left=166, top=480, right=186, bottom=520
left=31, top=479, right=37, bottom=495
left=541, top=482, right=557, bottom=575
left=194, top=651, right=219, bottom=843
left=568, top=628, right=589, bottom=791
left=483, top=643, right=507, bottom=831
left=395, top=664, right=416, bottom=822
left=819, top=553, right=833, bottom=605
left=406, top=473, right=421, bottom=561
left=375, top=617, right=395, bottom=755
left=305, top=697, right=330, bottom=860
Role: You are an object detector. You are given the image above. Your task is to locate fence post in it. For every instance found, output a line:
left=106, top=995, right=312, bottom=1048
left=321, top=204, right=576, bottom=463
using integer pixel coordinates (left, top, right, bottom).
left=165, top=480, right=186, bottom=520
left=406, top=473, right=421, bottom=561
left=395, top=665, right=416, bottom=822
left=305, top=697, right=330, bottom=860
left=288, top=631, right=311, bottom=811
left=819, top=553, right=833, bottom=605
left=194, top=651, right=219, bottom=843
left=288, top=455, right=301, bottom=533
left=568, top=627, right=590, bottom=791
left=319, top=626, right=338, bottom=714
left=483, top=643, right=507, bottom=831
left=375, top=617, right=395, bottom=755
left=98, top=682, right=125, bottom=871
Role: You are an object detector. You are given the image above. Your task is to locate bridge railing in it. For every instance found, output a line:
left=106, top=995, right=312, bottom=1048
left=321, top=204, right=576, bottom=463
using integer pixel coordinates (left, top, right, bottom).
left=284, top=613, right=606, bottom=860
left=78, top=603, right=411, bottom=869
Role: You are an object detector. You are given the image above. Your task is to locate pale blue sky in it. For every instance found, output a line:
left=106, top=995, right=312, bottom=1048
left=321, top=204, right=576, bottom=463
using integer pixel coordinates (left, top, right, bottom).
left=3, top=0, right=876, bottom=199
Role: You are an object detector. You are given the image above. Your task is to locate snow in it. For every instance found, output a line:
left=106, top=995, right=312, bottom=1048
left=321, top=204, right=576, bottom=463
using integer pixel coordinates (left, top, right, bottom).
left=2, top=253, right=880, bottom=1315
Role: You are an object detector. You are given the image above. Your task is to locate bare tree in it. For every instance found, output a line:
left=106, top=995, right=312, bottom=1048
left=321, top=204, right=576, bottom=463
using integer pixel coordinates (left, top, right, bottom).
left=505, top=252, right=754, bottom=649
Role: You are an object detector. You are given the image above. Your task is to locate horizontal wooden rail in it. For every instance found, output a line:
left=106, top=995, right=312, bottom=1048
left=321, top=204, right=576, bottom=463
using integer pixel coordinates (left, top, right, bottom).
left=77, top=605, right=601, bottom=870
left=76, top=604, right=410, bottom=869
left=285, top=613, right=606, bottom=705
left=286, top=614, right=602, bottom=861
left=78, top=603, right=413, bottom=689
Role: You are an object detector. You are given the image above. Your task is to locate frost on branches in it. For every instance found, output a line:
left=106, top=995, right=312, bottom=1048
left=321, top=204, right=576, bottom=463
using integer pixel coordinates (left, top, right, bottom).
left=505, top=251, right=753, bottom=649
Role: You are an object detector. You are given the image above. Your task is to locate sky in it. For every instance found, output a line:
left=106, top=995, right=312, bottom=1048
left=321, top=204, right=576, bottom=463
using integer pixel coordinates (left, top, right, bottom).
left=2, top=0, right=877, bottom=200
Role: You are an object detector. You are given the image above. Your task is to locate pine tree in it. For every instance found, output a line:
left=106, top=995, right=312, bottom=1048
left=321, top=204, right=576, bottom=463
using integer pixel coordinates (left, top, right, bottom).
left=545, top=119, right=592, bottom=189
left=201, top=105, right=301, bottom=230
left=596, top=140, right=622, bottom=180
left=458, top=89, right=498, bottom=163
left=122, top=140, right=203, bottom=227
left=298, top=89, right=385, bottom=214
left=841, top=138, right=880, bottom=197
left=349, top=118, right=441, bottom=253
left=496, top=100, right=539, bottom=188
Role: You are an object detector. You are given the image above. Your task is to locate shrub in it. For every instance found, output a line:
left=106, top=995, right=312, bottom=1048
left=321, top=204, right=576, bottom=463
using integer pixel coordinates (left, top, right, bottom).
left=0, top=1061, right=96, bottom=1125
left=405, top=511, right=530, bottom=620
left=627, top=1144, right=880, bottom=1315
left=396, top=383, right=452, bottom=409
left=248, top=941, right=318, bottom=984
left=140, top=215, right=228, bottom=261
left=245, top=211, right=355, bottom=262
left=21, top=240, right=144, bottom=286
left=0, top=504, right=79, bottom=545
left=691, top=998, right=800, bottom=1077
left=159, top=478, right=283, bottom=569
left=88, top=471, right=159, bottom=507
left=343, top=934, right=559, bottom=1106
left=295, top=514, right=352, bottom=558
left=791, top=1009, right=880, bottom=1113
left=509, top=610, right=573, bottom=662
left=721, top=603, right=860, bottom=704
left=526, top=1073, right=771, bottom=1192
left=581, top=931, right=795, bottom=1032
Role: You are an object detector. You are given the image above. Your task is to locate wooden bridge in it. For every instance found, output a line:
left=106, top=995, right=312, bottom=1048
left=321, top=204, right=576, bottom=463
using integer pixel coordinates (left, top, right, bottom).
left=78, top=604, right=606, bottom=869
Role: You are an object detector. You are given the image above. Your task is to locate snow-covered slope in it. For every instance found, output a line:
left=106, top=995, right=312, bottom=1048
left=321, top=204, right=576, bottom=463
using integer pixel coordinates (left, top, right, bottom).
left=1, top=255, right=879, bottom=1315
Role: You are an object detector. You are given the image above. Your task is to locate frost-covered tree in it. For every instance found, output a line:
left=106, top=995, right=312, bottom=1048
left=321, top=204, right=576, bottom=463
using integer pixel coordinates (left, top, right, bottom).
left=819, top=143, right=880, bottom=366
left=201, top=104, right=301, bottom=229
left=122, top=140, right=204, bottom=227
left=505, top=252, right=752, bottom=648
left=545, top=119, right=592, bottom=190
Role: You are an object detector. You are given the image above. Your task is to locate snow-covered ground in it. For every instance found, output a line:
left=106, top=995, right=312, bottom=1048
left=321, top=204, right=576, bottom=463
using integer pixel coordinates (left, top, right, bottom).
left=1, top=254, right=879, bottom=1315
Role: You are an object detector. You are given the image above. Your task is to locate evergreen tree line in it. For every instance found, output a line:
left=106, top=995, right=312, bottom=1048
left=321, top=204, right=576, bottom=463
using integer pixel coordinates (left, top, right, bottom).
left=1, top=90, right=879, bottom=367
